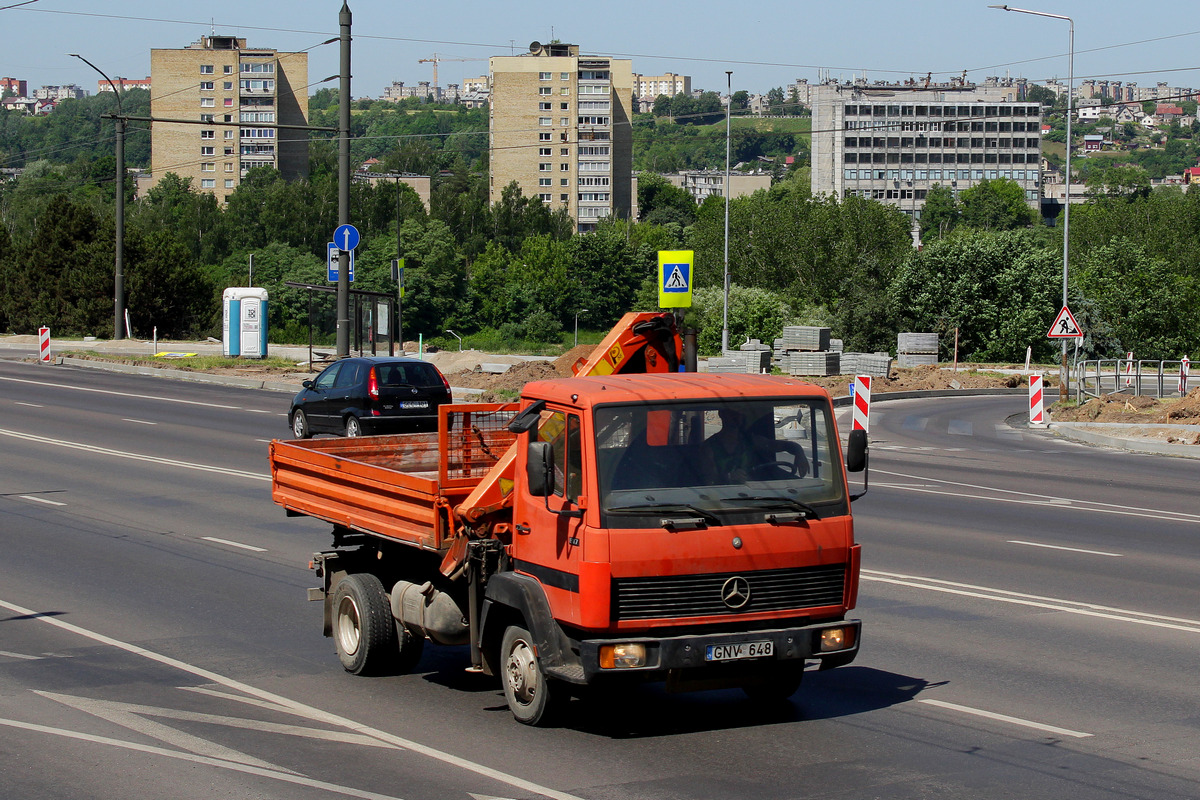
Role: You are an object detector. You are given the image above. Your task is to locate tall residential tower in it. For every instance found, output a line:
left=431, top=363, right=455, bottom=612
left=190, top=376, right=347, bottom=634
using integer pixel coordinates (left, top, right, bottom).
left=489, top=42, right=632, bottom=232
left=150, top=35, right=308, bottom=202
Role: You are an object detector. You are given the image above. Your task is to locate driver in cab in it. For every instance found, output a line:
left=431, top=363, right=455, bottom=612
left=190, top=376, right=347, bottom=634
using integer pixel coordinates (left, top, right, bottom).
left=701, top=407, right=807, bottom=484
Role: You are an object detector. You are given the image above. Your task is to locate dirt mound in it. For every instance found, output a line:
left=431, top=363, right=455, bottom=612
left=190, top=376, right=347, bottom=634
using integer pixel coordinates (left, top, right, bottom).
left=1049, top=390, right=1200, bottom=424
left=554, top=345, right=597, bottom=377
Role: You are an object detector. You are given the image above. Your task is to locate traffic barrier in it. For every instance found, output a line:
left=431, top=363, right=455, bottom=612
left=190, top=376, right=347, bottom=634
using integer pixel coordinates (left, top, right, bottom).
left=852, top=375, right=871, bottom=431
left=1181, top=357, right=1191, bottom=395
left=1029, top=375, right=1044, bottom=425
left=38, top=326, right=50, bottom=363
left=1124, top=352, right=1134, bottom=387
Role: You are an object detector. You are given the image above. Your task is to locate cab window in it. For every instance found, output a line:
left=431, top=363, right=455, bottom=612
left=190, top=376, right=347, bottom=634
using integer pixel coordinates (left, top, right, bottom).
left=537, top=411, right=582, bottom=501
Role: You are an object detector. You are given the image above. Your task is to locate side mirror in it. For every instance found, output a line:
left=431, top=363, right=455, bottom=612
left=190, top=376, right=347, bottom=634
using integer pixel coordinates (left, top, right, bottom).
left=845, top=429, right=868, bottom=473
left=302, top=379, right=314, bottom=390
left=508, top=399, right=547, bottom=434
left=526, top=441, right=553, bottom=497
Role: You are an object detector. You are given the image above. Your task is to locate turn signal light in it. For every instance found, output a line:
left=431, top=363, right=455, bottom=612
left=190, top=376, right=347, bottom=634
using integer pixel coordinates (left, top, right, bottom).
left=819, top=627, right=855, bottom=652
left=599, top=643, right=647, bottom=669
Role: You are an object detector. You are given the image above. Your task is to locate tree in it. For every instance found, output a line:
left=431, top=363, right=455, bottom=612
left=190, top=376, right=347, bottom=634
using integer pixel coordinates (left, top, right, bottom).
left=636, top=173, right=697, bottom=226
left=731, top=91, right=749, bottom=111
left=1085, top=164, right=1151, bottom=200
left=919, top=184, right=959, bottom=240
left=958, top=178, right=1037, bottom=230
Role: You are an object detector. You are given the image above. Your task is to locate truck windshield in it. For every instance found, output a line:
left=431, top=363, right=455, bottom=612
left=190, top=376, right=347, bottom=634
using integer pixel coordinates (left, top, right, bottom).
left=594, top=398, right=847, bottom=529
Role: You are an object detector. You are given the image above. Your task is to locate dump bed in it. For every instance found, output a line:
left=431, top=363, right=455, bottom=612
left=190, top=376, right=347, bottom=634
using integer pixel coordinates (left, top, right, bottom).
left=269, top=402, right=518, bottom=551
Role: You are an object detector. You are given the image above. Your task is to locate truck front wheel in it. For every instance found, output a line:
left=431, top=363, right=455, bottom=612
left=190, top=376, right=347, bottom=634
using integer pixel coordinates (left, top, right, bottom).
left=333, top=573, right=397, bottom=675
left=500, top=625, right=563, bottom=726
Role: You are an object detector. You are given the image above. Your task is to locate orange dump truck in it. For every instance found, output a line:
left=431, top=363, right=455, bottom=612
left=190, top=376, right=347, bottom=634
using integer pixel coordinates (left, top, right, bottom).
left=269, top=313, right=868, bottom=724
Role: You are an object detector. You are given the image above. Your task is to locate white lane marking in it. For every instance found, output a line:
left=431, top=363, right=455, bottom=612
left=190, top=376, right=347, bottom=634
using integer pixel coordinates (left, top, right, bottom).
left=862, top=569, right=1200, bottom=633
left=0, top=650, right=43, bottom=660
left=247, top=409, right=274, bottom=414
left=0, top=597, right=588, bottom=800
left=122, top=418, right=157, bottom=425
left=1008, top=540, right=1123, bottom=557
left=17, top=495, right=66, bottom=507
left=202, top=537, right=267, bottom=553
left=0, top=375, right=241, bottom=409
left=947, top=420, right=973, bottom=436
left=15, top=402, right=44, bottom=408
left=918, top=699, right=1092, bottom=739
left=0, top=716, right=410, bottom=800
left=902, top=416, right=929, bottom=432
left=874, top=468, right=1200, bottom=524
left=255, top=438, right=272, bottom=443
left=0, top=429, right=269, bottom=482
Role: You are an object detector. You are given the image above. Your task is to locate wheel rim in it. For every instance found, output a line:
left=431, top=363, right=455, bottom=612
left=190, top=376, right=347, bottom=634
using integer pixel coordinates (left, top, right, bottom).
left=293, top=412, right=305, bottom=437
left=346, top=418, right=360, bottom=437
left=335, top=595, right=362, bottom=656
left=505, top=636, right=539, bottom=707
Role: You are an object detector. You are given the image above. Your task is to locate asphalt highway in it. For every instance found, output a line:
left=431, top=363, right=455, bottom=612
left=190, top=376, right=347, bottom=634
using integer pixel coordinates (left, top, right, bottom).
left=2, top=356, right=1199, bottom=800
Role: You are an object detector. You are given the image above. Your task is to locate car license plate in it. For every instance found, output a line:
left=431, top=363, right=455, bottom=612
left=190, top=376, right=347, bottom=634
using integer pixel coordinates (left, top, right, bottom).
left=400, top=400, right=429, bottom=409
left=705, top=640, right=773, bottom=662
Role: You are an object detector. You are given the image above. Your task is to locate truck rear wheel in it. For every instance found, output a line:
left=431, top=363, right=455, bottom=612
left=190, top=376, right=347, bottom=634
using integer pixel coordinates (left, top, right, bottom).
left=333, top=573, right=397, bottom=675
left=500, top=625, right=563, bottom=726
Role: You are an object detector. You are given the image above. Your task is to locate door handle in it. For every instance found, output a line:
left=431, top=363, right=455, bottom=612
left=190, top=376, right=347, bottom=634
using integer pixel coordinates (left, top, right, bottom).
left=516, top=524, right=531, bottom=535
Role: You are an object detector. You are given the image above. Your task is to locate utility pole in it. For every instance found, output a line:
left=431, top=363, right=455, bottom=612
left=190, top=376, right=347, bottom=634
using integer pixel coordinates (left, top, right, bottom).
left=336, top=2, right=352, bottom=357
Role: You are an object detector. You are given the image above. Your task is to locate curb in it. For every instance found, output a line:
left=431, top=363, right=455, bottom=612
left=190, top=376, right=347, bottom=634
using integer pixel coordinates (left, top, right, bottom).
left=1048, top=421, right=1200, bottom=459
left=831, top=387, right=1024, bottom=407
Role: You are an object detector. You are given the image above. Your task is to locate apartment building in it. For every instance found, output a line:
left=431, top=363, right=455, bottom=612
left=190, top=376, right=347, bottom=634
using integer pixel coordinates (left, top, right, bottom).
left=98, top=77, right=151, bottom=94
left=489, top=42, right=633, bottom=232
left=0, top=77, right=27, bottom=97
left=811, top=80, right=1042, bottom=221
left=666, top=170, right=771, bottom=202
left=633, top=72, right=691, bottom=101
left=150, top=35, right=308, bottom=203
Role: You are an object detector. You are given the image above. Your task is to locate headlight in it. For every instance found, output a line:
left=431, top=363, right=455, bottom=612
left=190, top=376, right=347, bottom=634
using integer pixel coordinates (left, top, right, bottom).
left=599, top=643, right=647, bottom=669
left=819, top=626, right=855, bottom=652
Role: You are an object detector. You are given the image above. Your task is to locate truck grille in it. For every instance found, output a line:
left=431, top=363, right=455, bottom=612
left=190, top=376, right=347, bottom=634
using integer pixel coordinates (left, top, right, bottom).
left=612, top=564, right=846, bottom=621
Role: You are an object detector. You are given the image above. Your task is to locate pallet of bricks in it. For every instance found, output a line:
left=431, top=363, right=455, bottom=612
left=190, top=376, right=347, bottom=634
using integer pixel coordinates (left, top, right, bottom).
left=707, top=339, right=772, bottom=374
left=775, top=327, right=839, bottom=377
left=839, top=351, right=892, bottom=378
left=897, top=332, right=939, bottom=368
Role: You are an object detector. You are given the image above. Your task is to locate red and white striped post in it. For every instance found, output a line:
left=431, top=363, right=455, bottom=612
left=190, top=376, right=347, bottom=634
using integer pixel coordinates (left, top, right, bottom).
left=38, top=326, right=51, bottom=363
left=1180, top=357, right=1190, bottom=395
left=1123, top=351, right=1134, bottom=388
left=852, top=375, right=872, bottom=432
left=1029, top=374, right=1045, bottom=425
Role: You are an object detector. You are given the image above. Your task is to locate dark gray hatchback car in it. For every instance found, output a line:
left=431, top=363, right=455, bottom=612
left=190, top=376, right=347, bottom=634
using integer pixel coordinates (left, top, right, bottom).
left=288, top=356, right=453, bottom=438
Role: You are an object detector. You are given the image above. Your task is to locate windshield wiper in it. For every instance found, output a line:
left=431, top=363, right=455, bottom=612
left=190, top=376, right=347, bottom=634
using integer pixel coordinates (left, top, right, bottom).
left=730, top=496, right=821, bottom=522
left=605, top=503, right=722, bottom=529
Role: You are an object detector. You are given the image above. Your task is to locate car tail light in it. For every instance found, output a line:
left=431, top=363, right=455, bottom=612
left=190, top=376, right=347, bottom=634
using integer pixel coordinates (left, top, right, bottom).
left=368, top=367, right=379, bottom=399
left=439, top=370, right=452, bottom=399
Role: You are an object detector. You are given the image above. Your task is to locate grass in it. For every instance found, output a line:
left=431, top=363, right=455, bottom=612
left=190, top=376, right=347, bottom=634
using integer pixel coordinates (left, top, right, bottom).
left=60, top=351, right=301, bottom=370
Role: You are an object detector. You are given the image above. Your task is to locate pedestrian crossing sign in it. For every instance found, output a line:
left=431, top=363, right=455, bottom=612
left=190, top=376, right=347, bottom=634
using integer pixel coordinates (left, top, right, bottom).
left=658, top=250, right=694, bottom=308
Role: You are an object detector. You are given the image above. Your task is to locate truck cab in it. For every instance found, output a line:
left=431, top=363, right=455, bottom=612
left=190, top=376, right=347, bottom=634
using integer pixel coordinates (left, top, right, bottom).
left=485, top=373, right=861, bottom=723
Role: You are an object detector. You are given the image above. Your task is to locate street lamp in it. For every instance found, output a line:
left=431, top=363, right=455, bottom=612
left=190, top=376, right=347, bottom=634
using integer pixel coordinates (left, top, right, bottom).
left=990, top=4, right=1073, bottom=401
left=574, top=309, right=589, bottom=348
left=721, top=70, right=733, bottom=354
left=70, top=53, right=126, bottom=340
left=445, top=329, right=462, bottom=351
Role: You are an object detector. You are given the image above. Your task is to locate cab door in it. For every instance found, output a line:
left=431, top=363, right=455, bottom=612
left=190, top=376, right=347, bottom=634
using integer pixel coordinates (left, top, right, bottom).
left=512, top=409, right=587, bottom=624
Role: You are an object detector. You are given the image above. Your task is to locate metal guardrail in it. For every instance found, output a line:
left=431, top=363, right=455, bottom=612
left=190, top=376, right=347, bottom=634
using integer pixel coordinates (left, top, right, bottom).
left=1077, top=359, right=1192, bottom=400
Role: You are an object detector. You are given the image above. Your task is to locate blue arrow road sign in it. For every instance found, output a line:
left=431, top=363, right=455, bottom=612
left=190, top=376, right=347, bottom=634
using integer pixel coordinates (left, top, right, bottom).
left=333, top=223, right=360, bottom=252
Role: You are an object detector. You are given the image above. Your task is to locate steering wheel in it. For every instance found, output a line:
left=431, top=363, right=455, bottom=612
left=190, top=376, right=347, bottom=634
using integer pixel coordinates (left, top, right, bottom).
left=749, top=460, right=801, bottom=479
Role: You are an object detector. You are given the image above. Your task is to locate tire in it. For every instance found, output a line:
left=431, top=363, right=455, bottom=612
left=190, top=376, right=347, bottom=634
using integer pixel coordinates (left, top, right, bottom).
left=741, top=667, right=804, bottom=702
left=344, top=416, right=363, bottom=437
left=394, top=624, right=426, bottom=674
left=332, top=573, right=397, bottom=675
left=500, top=625, right=563, bottom=726
left=291, top=409, right=311, bottom=439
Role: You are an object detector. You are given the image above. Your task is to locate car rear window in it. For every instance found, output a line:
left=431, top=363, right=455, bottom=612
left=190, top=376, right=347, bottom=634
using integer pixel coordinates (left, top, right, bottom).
left=377, top=362, right=444, bottom=388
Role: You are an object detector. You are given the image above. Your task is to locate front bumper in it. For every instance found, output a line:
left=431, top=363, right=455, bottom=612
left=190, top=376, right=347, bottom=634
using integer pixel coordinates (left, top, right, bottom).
left=572, top=619, right=860, bottom=684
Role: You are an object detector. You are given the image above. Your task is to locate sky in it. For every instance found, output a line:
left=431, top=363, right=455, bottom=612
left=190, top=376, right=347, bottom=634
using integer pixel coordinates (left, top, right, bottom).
left=2, top=0, right=1198, bottom=98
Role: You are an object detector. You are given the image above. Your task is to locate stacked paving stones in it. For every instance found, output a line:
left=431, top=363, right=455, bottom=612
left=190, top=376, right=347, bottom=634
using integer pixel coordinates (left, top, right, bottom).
left=776, top=326, right=841, bottom=377
left=709, top=340, right=772, bottom=374
left=840, top=352, right=893, bottom=378
left=897, top=332, right=939, bottom=368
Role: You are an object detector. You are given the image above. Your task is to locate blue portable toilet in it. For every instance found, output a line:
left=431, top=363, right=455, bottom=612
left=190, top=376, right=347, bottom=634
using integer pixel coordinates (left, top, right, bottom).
left=222, top=287, right=269, bottom=358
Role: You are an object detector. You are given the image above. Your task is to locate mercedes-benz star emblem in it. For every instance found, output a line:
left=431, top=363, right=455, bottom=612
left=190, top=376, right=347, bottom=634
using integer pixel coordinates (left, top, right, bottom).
left=720, top=576, right=751, bottom=609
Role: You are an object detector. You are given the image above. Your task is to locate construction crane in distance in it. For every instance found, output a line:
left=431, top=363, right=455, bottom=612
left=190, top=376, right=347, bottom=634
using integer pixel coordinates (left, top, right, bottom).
left=418, top=54, right=487, bottom=93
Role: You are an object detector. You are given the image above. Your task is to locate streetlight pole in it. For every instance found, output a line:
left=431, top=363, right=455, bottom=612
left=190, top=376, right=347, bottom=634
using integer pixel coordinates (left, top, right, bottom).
left=990, top=4, right=1073, bottom=401
left=336, top=1, right=352, bottom=357
left=70, top=53, right=125, bottom=340
left=721, top=70, right=733, bottom=355
left=574, top=309, right=588, bottom=348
